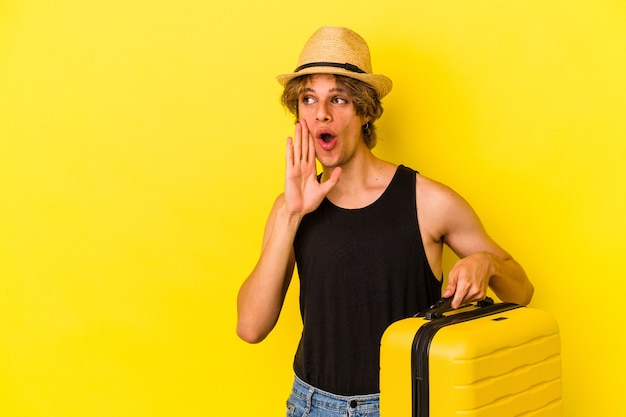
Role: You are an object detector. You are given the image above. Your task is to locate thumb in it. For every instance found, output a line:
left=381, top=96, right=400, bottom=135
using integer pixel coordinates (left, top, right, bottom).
left=320, top=167, right=342, bottom=195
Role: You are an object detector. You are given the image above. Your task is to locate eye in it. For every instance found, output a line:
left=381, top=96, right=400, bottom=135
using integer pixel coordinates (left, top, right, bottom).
left=332, top=96, right=349, bottom=105
left=301, top=96, right=316, bottom=105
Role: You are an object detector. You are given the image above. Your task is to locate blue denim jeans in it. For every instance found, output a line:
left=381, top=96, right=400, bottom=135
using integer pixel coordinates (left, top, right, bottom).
left=286, top=375, right=380, bottom=417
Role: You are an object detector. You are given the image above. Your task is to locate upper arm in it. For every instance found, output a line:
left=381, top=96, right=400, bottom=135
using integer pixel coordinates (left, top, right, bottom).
left=417, top=175, right=511, bottom=261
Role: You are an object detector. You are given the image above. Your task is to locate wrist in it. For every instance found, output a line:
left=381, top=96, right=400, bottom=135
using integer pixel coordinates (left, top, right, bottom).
left=276, top=203, right=304, bottom=228
left=480, top=251, right=503, bottom=280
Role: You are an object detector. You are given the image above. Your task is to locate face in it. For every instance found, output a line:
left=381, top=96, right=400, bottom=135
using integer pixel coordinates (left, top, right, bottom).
left=297, top=74, right=369, bottom=169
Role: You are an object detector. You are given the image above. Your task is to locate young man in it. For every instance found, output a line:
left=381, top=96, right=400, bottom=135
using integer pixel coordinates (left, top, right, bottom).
left=237, top=26, right=533, bottom=417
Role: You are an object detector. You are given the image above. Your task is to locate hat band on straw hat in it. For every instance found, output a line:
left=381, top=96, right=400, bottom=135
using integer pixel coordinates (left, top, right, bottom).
left=294, top=62, right=366, bottom=74
left=277, top=26, right=393, bottom=98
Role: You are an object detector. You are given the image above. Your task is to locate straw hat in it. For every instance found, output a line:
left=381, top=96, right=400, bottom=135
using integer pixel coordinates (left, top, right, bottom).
left=277, top=26, right=393, bottom=98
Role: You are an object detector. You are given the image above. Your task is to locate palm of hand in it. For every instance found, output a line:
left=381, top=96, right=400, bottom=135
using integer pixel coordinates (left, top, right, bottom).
left=285, top=162, right=327, bottom=215
left=284, top=122, right=341, bottom=217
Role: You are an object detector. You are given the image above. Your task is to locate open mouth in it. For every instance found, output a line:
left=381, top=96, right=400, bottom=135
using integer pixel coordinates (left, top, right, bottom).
left=316, top=129, right=337, bottom=150
left=320, top=133, right=335, bottom=143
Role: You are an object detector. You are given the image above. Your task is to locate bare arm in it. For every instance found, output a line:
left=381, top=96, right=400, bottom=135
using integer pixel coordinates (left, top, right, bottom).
left=444, top=246, right=534, bottom=309
left=236, top=121, right=341, bottom=343
left=236, top=197, right=300, bottom=343
left=418, top=176, right=534, bottom=309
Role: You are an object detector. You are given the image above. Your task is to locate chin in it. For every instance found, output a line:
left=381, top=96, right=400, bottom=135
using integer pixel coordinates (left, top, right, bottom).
left=318, top=157, right=347, bottom=170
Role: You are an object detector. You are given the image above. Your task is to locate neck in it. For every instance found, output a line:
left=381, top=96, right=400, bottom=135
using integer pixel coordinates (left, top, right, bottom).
left=321, top=149, right=377, bottom=186
left=321, top=152, right=397, bottom=208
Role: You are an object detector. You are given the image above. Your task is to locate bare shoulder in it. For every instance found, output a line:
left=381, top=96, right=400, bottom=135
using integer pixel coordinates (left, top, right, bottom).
left=415, top=173, right=511, bottom=259
left=415, top=173, right=469, bottom=213
left=415, top=173, right=483, bottom=241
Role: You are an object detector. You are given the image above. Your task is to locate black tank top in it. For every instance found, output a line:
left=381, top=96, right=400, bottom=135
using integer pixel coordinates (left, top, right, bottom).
left=292, top=165, right=442, bottom=395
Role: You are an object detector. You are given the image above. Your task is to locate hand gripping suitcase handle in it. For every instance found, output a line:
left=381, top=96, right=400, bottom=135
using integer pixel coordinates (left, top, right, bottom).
left=416, top=296, right=495, bottom=320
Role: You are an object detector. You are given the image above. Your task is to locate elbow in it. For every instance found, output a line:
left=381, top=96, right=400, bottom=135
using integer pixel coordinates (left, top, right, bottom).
left=236, top=322, right=268, bottom=344
left=493, top=278, right=534, bottom=306
left=521, top=282, right=535, bottom=306
left=512, top=281, right=534, bottom=306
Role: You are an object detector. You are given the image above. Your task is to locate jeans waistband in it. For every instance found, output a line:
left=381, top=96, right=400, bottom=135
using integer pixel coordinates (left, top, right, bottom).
left=291, top=374, right=380, bottom=412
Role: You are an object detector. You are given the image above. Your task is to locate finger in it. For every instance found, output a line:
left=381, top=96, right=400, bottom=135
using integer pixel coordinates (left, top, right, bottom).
left=307, top=124, right=315, bottom=165
left=293, top=122, right=302, bottom=162
left=320, top=167, right=342, bottom=195
left=451, top=289, right=466, bottom=310
left=307, top=133, right=316, bottom=166
left=302, top=120, right=311, bottom=163
left=443, top=273, right=456, bottom=299
left=286, top=137, right=294, bottom=167
left=301, top=119, right=316, bottom=164
left=446, top=271, right=467, bottom=309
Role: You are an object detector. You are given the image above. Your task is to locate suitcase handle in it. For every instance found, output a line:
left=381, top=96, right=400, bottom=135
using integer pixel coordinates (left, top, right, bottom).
left=416, top=296, right=495, bottom=320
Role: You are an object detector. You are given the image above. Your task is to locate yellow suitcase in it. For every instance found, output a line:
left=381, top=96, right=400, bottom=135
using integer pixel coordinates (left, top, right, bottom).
left=380, top=298, right=562, bottom=416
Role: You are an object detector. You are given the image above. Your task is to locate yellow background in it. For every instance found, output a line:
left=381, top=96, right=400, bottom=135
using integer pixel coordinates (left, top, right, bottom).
left=1, top=0, right=624, bottom=415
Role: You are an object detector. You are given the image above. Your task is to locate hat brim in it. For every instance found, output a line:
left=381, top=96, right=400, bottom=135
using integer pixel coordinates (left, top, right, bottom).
left=276, top=66, right=393, bottom=99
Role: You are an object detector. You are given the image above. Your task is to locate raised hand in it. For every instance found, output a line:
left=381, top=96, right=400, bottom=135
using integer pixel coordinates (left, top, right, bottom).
left=284, top=121, right=341, bottom=217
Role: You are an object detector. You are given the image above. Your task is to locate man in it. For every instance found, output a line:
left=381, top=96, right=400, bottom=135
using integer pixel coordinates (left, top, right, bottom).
left=237, top=26, right=533, bottom=417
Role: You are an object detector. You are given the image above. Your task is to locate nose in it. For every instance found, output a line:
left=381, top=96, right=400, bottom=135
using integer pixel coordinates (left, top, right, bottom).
left=315, top=102, right=331, bottom=122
